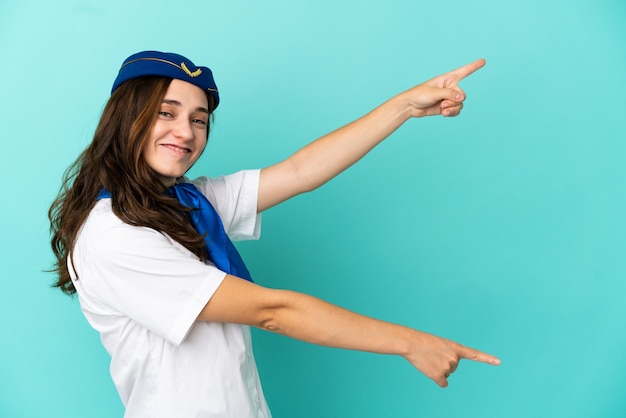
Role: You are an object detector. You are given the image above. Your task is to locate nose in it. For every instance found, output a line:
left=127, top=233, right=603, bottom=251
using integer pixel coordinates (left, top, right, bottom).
left=172, top=118, right=194, bottom=141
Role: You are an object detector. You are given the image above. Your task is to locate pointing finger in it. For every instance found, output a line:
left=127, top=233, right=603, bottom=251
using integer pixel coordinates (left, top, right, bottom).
left=446, top=58, right=487, bottom=82
left=459, top=345, right=501, bottom=366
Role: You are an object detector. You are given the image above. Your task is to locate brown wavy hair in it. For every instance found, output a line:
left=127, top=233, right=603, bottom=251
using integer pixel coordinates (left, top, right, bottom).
left=49, top=76, right=215, bottom=295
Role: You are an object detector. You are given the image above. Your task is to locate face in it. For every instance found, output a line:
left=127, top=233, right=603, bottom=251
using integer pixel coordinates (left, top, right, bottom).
left=143, top=79, right=210, bottom=187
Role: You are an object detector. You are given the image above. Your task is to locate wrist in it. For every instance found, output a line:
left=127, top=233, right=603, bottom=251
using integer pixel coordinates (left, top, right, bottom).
left=384, top=91, right=419, bottom=123
left=395, top=88, right=427, bottom=119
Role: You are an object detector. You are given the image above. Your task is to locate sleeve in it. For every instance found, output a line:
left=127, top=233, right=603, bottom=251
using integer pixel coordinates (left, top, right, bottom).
left=190, top=169, right=262, bottom=241
left=75, top=209, right=227, bottom=346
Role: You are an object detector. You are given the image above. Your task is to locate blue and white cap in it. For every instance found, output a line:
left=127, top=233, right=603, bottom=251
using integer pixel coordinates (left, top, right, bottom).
left=111, top=50, right=220, bottom=109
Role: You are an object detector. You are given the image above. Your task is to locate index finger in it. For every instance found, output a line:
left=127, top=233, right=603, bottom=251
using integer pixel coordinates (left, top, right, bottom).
left=459, top=345, right=501, bottom=366
left=446, top=58, right=487, bottom=82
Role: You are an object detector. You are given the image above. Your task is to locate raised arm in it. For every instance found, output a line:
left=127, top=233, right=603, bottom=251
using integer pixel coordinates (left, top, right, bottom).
left=257, top=58, right=486, bottom=212
left=199, top=274, right=500, bottom=388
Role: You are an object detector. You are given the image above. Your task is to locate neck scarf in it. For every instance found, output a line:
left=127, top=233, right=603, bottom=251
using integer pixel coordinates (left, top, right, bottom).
left=97, top=183, right=253, bottom=282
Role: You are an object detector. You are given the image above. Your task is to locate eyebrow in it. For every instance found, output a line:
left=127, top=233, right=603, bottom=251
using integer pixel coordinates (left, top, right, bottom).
left=162, top=99, right=209, bottom=114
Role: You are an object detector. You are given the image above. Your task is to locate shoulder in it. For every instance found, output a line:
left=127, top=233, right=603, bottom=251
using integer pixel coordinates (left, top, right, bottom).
left=79, top=199, right=125, bottom=242
left=186, top=169, right=260, bottom=214
left=186, top=169, right=260, bottom=203
left=77, top=199, right=176, bottom=258
left=185, top=170, right=262, bottom=239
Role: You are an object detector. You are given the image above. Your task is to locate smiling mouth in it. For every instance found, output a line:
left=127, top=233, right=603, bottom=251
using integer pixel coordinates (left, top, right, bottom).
left=163, top=144, right=192, bottom=154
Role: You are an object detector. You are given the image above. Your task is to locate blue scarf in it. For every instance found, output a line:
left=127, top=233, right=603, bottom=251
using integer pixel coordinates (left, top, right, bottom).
left=97, top=183, right=253, bottom=282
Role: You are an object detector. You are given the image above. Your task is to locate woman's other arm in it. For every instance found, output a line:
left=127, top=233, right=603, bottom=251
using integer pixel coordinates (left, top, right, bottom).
left=257, top=59, right=486, bottom=212
left=198, top=274, right=500, bottom=388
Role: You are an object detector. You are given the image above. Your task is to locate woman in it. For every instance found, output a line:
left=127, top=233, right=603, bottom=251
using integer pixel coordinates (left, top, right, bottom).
left=49, top=50, right=500, bottom=418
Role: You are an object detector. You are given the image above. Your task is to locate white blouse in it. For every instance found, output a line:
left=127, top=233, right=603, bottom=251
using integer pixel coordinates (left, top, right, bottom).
left=70, top=170, right=271, bottom=418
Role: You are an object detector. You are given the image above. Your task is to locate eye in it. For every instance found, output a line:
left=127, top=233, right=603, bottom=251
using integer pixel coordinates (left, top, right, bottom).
left=158, top=110, right=174, bottom=118
left=192, top=118, right=208, bottom=127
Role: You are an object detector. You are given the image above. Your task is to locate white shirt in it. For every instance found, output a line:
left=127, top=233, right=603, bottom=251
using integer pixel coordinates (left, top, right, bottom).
left=70, top=170, right=272, bottom=418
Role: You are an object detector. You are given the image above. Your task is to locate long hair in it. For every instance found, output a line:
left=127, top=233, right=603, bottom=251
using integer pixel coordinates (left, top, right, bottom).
left=49, top=76, right=215, bottom=295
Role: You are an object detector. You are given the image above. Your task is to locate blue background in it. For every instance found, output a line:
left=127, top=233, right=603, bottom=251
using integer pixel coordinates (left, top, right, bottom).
left=1, top=0, right=625, bottom=417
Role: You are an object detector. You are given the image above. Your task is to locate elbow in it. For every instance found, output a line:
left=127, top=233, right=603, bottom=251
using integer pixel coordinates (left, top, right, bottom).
left=257, top=306, right=294, bottom=335
left=254, top=289, right=294, bottom=334
left=259, top=314, right=283, bottom=333
left=290, top=159, right=323, bottom=194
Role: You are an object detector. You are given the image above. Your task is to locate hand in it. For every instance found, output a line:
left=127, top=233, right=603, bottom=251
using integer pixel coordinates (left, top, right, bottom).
left=405, top=330, right=500, bottom=388
left=403, top=58, right=486, bottom=118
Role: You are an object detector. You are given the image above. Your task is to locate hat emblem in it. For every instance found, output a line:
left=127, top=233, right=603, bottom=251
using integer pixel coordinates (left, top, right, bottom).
left=181, top=62, right=202, bottom=78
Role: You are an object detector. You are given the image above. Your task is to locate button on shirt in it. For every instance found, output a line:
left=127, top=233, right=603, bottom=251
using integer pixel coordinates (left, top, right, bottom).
left=70, top=170, right=272, bottom=418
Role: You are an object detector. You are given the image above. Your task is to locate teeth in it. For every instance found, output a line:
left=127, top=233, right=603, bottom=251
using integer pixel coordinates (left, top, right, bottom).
left=166, top=144, right=190, bottom=153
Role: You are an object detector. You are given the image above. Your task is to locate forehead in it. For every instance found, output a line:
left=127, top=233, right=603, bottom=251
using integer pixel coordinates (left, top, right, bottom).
left=163, top=79, right=209, bottom=108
